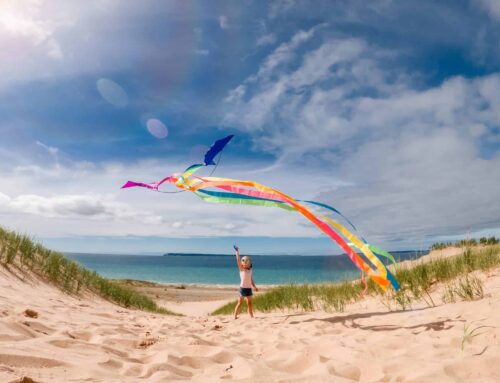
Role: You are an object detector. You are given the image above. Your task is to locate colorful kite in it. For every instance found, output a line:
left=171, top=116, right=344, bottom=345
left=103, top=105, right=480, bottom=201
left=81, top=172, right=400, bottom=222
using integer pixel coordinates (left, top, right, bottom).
left=122, top=135, right=400, bottom=291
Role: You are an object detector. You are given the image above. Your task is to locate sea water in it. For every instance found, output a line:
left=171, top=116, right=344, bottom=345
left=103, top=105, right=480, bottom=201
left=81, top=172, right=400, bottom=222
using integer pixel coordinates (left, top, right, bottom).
left=66, top=251, right=428, bottom=285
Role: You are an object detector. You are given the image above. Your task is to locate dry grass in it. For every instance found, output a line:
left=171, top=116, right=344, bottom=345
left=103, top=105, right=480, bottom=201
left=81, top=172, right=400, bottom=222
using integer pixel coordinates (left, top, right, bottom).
left=0, top=226, right=178, bottom=315
left=212, top=245, right=500, bottom=315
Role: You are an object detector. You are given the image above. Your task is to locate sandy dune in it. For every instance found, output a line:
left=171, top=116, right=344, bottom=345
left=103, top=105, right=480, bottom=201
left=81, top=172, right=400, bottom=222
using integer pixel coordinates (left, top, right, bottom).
left=0, top=262, right=499, bottom=382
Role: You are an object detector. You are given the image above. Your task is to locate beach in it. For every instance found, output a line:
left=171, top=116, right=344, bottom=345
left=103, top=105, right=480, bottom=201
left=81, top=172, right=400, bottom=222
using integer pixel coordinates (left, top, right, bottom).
left=114, top=280, right=266, bottom=316
left=2, top=1, right=499, bottom=381
left=0, top=248, right=499, bottom=382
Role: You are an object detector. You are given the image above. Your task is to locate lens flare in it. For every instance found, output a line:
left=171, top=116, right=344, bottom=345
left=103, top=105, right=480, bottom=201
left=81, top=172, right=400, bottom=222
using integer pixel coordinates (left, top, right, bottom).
left=146, top=118, right=168, bottom=139
left=96, top=78, right=128, bottom=107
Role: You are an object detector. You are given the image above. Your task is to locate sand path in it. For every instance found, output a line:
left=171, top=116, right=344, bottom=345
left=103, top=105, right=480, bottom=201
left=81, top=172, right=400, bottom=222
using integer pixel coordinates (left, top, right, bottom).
left=0, top=265, right=499, bottom=382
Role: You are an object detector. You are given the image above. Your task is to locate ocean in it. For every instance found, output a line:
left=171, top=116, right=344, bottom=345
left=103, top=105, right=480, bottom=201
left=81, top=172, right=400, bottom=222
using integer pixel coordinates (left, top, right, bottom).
left=66, top=250, right=428, bottom=285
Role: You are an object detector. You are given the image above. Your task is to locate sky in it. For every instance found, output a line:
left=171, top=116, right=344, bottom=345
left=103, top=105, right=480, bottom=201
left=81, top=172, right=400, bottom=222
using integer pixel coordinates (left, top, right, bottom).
left=0, top=0, right=499, bottom=255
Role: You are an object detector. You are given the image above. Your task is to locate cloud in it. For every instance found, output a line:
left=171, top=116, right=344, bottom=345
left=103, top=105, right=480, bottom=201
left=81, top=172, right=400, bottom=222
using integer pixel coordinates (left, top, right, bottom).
left=321, top=128, right=500, bottom=242
left=0, top=0, right=64, bottom=57
left=225, top=37, right=369, bottom=139
left=249, top=23, right=327, bottom=85
left=3, top=192, right=163, bottom=225
left=223, top=31, right=500, bottom=243
left=0, top=0, right=71, bottom=89
left=0, top=192, right=11, bottom=205
left=0, top=0, right=201, bottom=91
left=0, top=150, right=330, bottom=239
left=1, top=1, right=499, bottom=251
left=36, top=141, right=59, bottom=157
left=269, top=0, right=296, bottom=19
left=476, top=0, right=500, bottom=19
left=218, top=15, right=229, bottom=29
left=256, top=33, right=276, bottom=47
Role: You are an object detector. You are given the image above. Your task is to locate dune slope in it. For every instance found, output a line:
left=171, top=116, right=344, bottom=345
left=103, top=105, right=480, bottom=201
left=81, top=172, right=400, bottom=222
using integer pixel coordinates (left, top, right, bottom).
left=1, top=259, right=499, bottom=382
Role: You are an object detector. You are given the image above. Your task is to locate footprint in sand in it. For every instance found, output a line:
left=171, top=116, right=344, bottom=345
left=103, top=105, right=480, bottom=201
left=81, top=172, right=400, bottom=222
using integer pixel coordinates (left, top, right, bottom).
left=141, top=362, right=193, bottom=379
left=123, top=364, right=144, bottom=377
left=168, top=355, right=212, bottom=369
left=0, top=354, right=64, bottom=368
left=49, top=339, right=80, bottom=349
left=3, top=321, right=38, bottom=339
left=267, top=352, right=320, bottom=375
left=98, top=358, right=123, bottom=369
left=22, top=320, right=55, bottom=336
left=327, top=362, right=361, bottom=381
left=64, top=330, right=93, bottom=341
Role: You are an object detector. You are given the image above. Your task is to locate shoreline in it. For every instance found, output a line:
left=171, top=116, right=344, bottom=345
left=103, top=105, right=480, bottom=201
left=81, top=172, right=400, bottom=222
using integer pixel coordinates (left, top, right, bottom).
left=113, top=246, right=464, bottom=296
left=114, top=278, right=282, bottom=289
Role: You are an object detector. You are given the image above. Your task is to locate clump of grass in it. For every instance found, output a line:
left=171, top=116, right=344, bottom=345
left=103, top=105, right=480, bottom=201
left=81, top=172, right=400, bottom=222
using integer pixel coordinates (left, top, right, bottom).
left=442, top=275, right=484, bottom=303
left=212, top=280, right=365, bottom=316
left=431, top=236, right=499, bottom=250
left=175, top=284, right=187, bottom=290
left=461, top=323, right=495, bottom=351
left=212, top=284, right=314, bottom=316
left=0, top=226, right=177, bottom=315
left=211, top=244, right=500, bottom=316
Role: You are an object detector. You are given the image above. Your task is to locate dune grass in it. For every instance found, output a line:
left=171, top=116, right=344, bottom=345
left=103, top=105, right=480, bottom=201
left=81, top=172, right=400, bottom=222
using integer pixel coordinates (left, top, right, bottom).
left=0, top=226, right=177, bottom=315
left=431, top=236, right=498, bottom=250
left=211, top=244, right=500, bottom=315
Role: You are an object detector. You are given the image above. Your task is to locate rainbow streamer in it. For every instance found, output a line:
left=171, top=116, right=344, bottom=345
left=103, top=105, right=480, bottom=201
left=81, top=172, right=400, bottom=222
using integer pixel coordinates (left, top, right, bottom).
left=122, top=140, right=400, bottom=291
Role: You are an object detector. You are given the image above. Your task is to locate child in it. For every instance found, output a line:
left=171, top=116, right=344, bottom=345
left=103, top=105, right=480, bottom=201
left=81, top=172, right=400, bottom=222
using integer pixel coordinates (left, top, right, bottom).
left=233, top=245, right=258, bottom=319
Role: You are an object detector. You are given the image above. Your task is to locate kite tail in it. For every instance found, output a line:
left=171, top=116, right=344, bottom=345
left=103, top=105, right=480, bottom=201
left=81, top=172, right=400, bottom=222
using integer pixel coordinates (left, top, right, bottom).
left=188, top=177, right=392, bottom=290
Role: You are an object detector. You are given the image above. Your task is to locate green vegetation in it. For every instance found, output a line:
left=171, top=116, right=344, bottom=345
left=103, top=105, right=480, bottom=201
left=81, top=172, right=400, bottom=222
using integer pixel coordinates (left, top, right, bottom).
left=442, top=275, right=484, bottom=303
left=212, top=244, right=500, bottom=315
left=0, top=226, right=177, bottom=315
left=461, top=323, right=495, bottom=352
left=431, top=236, right=499, bottom=250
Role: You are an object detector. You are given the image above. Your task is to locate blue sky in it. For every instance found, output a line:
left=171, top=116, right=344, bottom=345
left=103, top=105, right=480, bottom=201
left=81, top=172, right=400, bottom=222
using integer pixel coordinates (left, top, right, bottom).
left=0, top=0, right=499, bottom=254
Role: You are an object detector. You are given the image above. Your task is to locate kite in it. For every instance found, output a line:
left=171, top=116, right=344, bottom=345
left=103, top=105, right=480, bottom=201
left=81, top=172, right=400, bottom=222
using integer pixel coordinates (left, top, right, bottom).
left=122, top=135, right=400, bottom=291
left=204, top=134, right=234, bottom=165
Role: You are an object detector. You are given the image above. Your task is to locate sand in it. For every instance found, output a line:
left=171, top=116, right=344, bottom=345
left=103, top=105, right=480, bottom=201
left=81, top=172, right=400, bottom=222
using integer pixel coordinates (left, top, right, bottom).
left=114, top=280, right=272, bottom=317
left=0, top=252, right=499, bottom=382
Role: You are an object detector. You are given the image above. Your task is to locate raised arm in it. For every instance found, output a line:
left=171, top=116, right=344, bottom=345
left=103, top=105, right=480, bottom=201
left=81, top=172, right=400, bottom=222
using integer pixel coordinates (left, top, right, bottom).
left=234, top=245, right=242, bottom=271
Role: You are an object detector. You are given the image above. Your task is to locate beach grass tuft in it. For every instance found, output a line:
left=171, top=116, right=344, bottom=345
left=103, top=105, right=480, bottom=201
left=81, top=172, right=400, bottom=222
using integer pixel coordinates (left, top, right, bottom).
left=211, top=244, right=500, bottom=315
left=0, top=226, right=177, bottom=315
left=461, top=323, right=495, bottom=351
left=442, top=274, right=484, bottom=303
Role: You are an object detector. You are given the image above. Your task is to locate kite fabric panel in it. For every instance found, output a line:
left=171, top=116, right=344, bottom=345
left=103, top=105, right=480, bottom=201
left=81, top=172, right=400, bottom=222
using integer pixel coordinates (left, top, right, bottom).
left=204, top=134, right=234, bottom=165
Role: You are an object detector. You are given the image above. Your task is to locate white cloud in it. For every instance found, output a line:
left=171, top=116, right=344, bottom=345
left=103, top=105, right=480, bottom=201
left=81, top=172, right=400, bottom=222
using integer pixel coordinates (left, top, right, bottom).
left=218, top=15, right=228, bottom=29
left=256, top=33, right=276, bottom=46
left=0, top=192, right=11, bottom=205
left=225, top=37, right=369, bottom=139
left=0, top=151, right=332, bottom=239
left=36, top=140, right=59, bottom=157
left=0, top=0, right=193, bottom=91
left=0, top=0, right=69, bottom=88
left=269, top=0, right=296, bottom=19
left=0, top=0, right=62, bottom=49
left=223, top=32, right=500, bottom=243
left=248, top=23, right=327, bottom=86
left=3, top=192, right=164, bottom=225
left=476, top=0, right=500, bottom=19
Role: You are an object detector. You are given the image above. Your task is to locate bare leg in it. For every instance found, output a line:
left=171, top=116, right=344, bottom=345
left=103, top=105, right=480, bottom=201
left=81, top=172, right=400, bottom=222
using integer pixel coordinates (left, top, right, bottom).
left=234, top=297, right=243, bottom=319
left=246, top=297, right=254, bottom=318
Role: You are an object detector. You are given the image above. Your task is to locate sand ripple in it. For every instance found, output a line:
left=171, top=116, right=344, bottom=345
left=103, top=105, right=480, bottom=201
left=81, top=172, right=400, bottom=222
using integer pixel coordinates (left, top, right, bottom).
left=0, top=266, right=499, bottom=382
